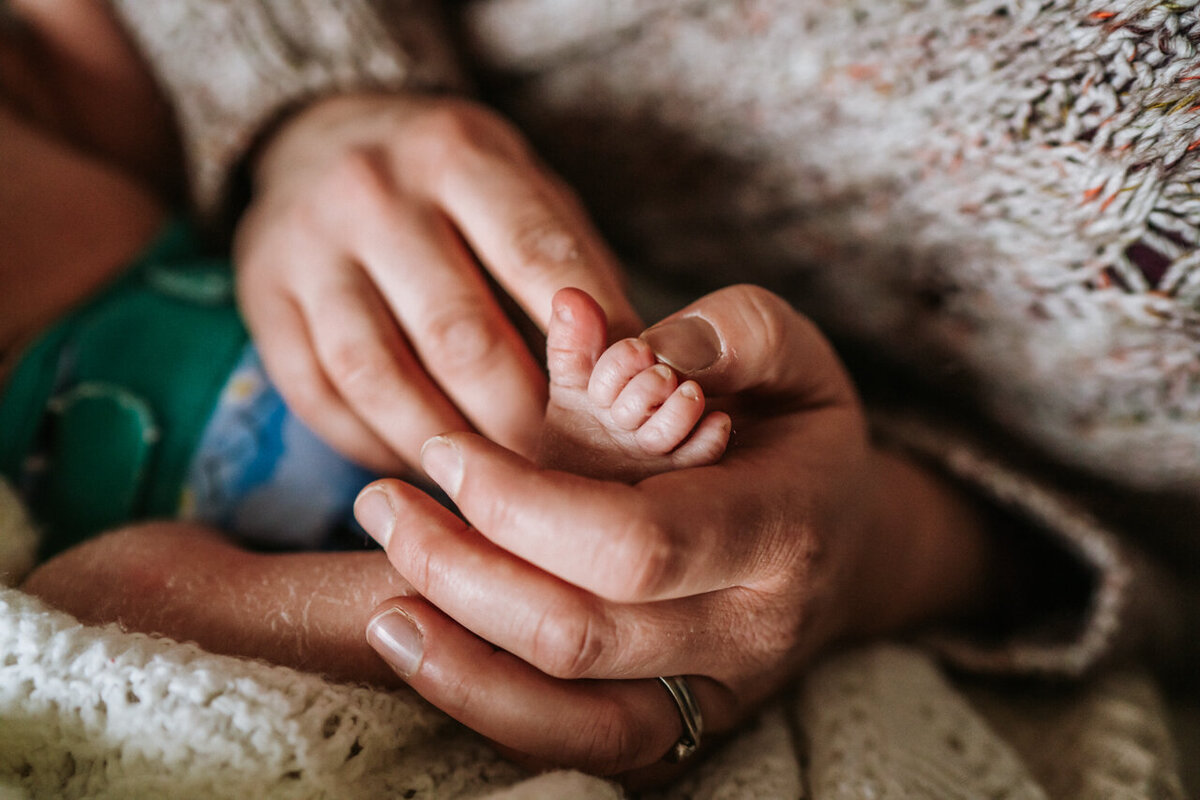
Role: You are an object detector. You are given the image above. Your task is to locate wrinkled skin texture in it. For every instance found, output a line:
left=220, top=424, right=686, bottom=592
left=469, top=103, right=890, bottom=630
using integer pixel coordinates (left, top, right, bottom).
left=7, top=13, right=997, bottom=778
left=358, top=285, right=997, bottom=780
left=235, top=92, right=641, bottom=473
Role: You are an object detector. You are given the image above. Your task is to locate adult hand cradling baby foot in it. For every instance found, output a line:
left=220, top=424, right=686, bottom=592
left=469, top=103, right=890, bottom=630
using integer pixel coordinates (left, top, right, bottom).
left=4, top=28, right=1001, bottom=776
left=356, top=284, right=998, bottom=778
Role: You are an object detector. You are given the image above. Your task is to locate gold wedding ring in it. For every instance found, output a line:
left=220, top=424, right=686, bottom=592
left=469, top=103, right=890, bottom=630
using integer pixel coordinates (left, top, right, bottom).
left=657, top=675, right=703, bottom=762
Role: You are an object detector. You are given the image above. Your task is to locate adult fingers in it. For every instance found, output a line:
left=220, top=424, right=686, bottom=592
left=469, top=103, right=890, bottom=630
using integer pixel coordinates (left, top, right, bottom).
left=404, top=433, right=784, bottom=603
left=640, top=284, right=856, bottom=404
left=420, top=112, right=642, bottom=341
left=364, top=593, right=737, bottom=775
left=238, top=268, right=408, bottom=474
left=355, top=479, right=754, bottom=680
left=351, top=202, right=548, bottom=459
left=298, top=262, right=474, bottom=467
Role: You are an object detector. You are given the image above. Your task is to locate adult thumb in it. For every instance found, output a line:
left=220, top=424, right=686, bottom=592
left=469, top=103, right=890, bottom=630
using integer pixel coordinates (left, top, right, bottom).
left=639, top=284, right=854, bottom=404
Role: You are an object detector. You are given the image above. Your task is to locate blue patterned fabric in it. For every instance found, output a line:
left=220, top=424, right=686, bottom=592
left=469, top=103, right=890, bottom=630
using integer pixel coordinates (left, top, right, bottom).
left=181, top=346, right=377, bottom=550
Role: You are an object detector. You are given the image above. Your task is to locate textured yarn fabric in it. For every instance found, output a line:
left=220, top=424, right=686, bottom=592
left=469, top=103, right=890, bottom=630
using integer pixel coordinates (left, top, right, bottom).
left=6, top=1, right=1198, bottom=797
left=461, top=0, right=1200, bottom=674
left=799, top=646, right=1184, bottom=800
left=109, top=0, right=465, bottom=221
left=109, top=2, right=1200, bottom=673
left=1, top=481, right=1184, bottom=798
left=474, top=0, right=1200, bottom=473
left=463, top=0, right=1200, bottom=497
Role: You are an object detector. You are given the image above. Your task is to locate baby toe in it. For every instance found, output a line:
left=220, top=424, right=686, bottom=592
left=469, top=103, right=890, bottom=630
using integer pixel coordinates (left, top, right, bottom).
left=609, top=363, right=678, bottom=430
left=589, top=337, right=658, bottom=409
left=669, top=410, right=731, bottom=468
left=634, top=380, right=706, bottom=455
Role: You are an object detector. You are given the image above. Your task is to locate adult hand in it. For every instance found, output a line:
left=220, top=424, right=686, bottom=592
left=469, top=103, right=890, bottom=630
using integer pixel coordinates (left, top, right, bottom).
left=354, top=285, right=996, bottom=778
left=235, top=92, right=640, bottom=473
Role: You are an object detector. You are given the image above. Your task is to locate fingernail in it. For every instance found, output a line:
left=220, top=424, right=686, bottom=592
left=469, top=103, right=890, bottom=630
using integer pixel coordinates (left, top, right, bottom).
left=366, top=608, right=424, bottom=678
left=640, top=316, right=721, bottom=374
left=355, top=487, right=395, bottom=549
left=421, top=435, right=463, bottom=498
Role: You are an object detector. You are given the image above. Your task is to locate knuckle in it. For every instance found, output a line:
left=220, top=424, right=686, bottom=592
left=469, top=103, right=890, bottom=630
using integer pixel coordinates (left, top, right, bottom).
left=419, top=102, right=486, bottom=144
left=607, top=515, right=679, bottom=602
left=732, top=284, right=789, bottom=341
left=415, top=101, right=524, bottom=167
left=237, top=204, right=320, bottom=269
left=568, top=700, right=646, bottom=774
left=730, top=590, right=792, bottom=659
left=275, top=372, right=325, bottom=421
left=727, top=283, right=791, bottom=378
left=440, top=663, right=486, bottom=722
left=403, top=538, right=440, bottom=596
left=528, top=604, right=608, bottom=680
left=419, top=303, right=503, bottom=371
left=323, top=340, right=396, bottom=401
left=326, top=146, right=396, bottom=212
left=511, top=218, right=583, bottom=280
left=258, top=349, right=329, bottom=420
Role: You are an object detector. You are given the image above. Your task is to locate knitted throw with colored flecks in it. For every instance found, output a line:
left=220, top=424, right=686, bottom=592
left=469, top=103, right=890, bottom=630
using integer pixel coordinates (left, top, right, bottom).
left=466, top=0, right=1200, bottom=495
left=2, top=0, right=1197, bottom=796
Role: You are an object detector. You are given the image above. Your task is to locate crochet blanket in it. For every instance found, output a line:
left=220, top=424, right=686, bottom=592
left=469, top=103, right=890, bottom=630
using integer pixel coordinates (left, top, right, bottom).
left=0, top=480, right=1186, bottom=799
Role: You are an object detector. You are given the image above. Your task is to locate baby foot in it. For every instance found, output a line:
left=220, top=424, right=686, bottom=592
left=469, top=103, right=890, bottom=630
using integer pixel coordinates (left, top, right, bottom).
left=538, top=288, right=730, bottom=483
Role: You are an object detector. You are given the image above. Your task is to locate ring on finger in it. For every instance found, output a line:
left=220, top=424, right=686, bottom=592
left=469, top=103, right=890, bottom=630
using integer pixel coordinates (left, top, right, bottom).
left=657, top=675, right=703, bottom=763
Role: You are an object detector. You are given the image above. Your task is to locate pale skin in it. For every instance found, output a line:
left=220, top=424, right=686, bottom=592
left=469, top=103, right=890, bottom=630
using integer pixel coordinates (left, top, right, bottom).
left=539, top=287, right=731, bottom=483
left=355, top=285, right=999, bottom=778
left=0, top=0, right=727, bottom=698
left=235, top=92, right=642, bottom=472
left=16, top=288, right=726, bottom=692
left=7, top=1, right=1005, bottom=783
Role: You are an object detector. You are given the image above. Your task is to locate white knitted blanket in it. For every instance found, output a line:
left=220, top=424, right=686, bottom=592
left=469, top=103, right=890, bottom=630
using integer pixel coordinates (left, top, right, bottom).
left=0, top=480, right=1185, bottom=799
left=1, top=2, right=1193, bottom=794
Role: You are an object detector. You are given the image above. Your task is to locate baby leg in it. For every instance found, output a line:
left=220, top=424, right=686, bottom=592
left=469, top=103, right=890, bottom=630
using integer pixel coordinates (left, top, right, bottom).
left=539, top=288, right=729, bottom=483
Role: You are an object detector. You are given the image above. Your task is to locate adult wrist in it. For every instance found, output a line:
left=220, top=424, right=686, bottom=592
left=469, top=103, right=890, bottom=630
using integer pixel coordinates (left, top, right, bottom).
left=855, top=444, right=1107, bottom=673
left=109, top=0, right=467, bottom=227
left=847, top=448, right=998, bottom=640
